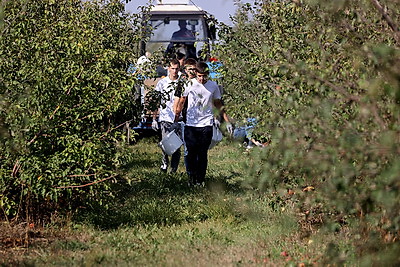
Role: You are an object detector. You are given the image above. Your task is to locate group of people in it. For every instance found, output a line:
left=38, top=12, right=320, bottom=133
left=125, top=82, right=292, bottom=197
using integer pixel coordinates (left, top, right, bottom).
left=151, top=56, right=232, bottom=187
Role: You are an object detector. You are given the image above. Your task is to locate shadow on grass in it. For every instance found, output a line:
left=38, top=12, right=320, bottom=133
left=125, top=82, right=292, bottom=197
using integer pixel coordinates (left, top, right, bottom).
left=74, top=169, right=245, bottom=230
left=121, top=157, right=156, bottom=170
left=207, top=171, right=245, bottom=193
left=71, top=136, right=247, bottom=229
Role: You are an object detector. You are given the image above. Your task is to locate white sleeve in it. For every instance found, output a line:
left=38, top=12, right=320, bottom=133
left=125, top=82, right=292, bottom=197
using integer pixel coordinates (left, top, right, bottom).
left=183, top=79, right=194, bottom=97
left=182, top=85, right=189, bottom=97
left=154, top=79, right=163, bottom=92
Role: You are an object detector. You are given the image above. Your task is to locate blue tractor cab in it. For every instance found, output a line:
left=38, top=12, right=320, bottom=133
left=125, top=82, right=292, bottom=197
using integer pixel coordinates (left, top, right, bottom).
left=131, top=0, right=221, bottom=136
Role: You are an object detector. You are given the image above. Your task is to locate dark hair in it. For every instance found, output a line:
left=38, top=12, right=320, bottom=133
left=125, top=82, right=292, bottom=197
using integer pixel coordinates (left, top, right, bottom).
left=175, top=52, right=185, bottom=60
left=195, top=61, right=209, bottom=75
left=169, top=58, right=180, bottom=68
left=184, top=58, right=197, bottom=66
left=178, top=20, right=186, bottom=27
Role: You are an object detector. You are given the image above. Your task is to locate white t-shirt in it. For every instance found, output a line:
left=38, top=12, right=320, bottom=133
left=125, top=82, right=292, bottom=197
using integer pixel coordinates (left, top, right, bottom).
left=183, top=79, right=221, bottom=127
left=155, top=76, right=179, bottom=123
left=136, top=55, right=150, bottom=65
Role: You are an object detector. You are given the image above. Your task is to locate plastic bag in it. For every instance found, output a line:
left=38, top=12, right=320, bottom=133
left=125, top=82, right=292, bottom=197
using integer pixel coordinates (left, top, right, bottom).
left=209, top=123, right=223, bottom=149
left=159, top=130, right=183, bottom=156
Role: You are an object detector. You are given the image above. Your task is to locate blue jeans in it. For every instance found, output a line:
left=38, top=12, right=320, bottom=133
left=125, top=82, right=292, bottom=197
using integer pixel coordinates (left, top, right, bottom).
left=184, top=125, right=213, bottom=184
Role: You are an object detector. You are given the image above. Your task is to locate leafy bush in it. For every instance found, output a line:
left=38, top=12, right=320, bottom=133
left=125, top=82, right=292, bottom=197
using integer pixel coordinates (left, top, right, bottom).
left=215, top=0, right=399, bottom=263
left=0, top=0, right=144, bottom=220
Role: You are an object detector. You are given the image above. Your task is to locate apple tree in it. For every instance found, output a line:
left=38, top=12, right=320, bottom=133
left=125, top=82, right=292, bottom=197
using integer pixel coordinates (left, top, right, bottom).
left=0, top=0, right=146, bottom=221
left=215, top=0, right=400, bottom=262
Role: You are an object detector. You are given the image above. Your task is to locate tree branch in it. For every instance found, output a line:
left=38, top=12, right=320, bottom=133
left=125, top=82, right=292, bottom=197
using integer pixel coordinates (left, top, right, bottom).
left=12, top=160, right=21, bottom=178
left=370, top=0, right=400, bottom=45
left=55, top=174, right=117, bottom=189
left=99, top=119, right=133, bottom=140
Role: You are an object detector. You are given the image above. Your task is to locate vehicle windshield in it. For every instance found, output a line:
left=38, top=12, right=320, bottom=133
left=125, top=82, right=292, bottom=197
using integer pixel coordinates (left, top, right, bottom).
left=147, top=17, right=207, bottom=54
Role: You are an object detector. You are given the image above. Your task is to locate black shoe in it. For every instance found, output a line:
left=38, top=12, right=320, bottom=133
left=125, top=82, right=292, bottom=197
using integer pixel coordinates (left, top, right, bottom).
left=188, top=175, right=196, bottom=187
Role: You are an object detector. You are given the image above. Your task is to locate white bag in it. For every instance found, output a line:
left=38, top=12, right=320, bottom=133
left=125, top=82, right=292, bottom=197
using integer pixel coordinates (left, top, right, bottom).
left=209, top=123, right=223, bottom=149
left=159, top=130, right=183, bottom=156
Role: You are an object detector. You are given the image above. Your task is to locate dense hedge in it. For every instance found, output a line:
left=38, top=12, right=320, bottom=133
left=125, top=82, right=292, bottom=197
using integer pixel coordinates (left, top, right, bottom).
left=215, top=0, right=399, bottom=263
left=0, top=0, right=144, bottom=221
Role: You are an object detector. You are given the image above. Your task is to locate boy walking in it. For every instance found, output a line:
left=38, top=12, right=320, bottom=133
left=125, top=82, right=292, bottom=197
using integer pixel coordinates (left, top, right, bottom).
left=152, top=59, right=182, bottom=173
left=175, top=62, right=232, bottom=186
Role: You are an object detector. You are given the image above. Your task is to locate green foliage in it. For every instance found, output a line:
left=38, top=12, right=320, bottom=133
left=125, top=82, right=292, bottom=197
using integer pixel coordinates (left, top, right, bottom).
left=0, top=0, right=144, bottom=220
left=215, top=0, right=400, bottom=263
left=1, top=140, right=329, bottom=266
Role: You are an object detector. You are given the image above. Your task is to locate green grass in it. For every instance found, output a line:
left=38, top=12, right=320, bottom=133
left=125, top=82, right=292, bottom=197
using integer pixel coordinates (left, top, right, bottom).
left=0, top=137, right=358, bottom=266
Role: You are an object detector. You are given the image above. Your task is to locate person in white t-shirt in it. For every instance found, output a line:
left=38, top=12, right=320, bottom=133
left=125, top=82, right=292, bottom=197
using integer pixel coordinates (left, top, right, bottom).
left=152, top=59, right=181, bottom=173
left=174, top=61, right=233, bottom=186
left=172, top=58, right=197, bottom=177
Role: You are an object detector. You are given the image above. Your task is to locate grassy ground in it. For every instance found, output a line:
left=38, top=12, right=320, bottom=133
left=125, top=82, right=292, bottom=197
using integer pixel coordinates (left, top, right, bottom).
left=0, top=137, right=356, bottom=266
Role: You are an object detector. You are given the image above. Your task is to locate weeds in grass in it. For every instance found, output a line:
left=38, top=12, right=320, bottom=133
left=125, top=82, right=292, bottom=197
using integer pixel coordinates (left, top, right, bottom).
left=1, top=138, right=360, bottom=266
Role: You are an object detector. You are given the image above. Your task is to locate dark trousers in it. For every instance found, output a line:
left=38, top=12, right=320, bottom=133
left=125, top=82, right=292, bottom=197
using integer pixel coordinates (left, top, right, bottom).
left=184, top=125, right=213, bottom=184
